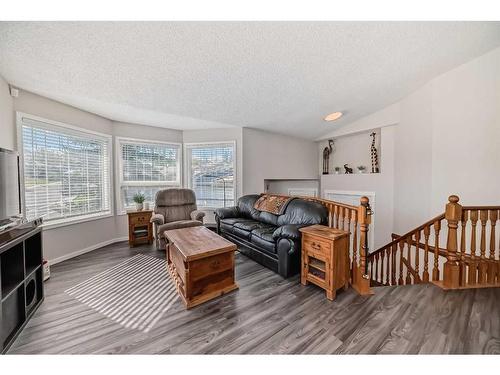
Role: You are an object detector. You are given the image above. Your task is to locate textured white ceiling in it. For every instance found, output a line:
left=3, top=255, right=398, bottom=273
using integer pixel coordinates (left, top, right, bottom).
left=1, top=22, right=500, bottom=139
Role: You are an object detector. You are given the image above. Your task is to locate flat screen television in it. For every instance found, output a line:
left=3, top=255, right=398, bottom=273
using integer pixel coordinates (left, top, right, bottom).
left=0, top=148, right=22, bottom=226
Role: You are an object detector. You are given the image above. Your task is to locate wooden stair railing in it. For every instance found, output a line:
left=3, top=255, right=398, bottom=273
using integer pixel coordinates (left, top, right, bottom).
left=367, top=195, right=500, bottom=291
left=302, top=195, right=373, bottom=295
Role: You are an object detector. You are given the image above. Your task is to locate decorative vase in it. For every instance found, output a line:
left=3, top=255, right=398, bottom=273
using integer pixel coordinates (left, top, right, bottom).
left=136, top=202, right=143, bottom=211
left=144, top=202, right=150, bottom=210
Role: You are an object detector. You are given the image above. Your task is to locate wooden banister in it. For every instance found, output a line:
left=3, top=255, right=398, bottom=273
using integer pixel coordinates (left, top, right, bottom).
left=367, top=195, right=500, bottom=291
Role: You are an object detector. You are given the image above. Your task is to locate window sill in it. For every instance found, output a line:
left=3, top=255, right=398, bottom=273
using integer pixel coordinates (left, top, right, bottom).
left=41, top=212, right=114, bottom=231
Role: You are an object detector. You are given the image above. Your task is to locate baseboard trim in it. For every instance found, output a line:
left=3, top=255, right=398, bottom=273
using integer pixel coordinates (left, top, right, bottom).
left=49, top=236, right=129, bottom=265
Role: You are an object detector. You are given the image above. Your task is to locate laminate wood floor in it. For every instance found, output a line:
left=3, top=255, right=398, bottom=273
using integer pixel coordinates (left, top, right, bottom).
left=7, top=241, right=500, bottom=354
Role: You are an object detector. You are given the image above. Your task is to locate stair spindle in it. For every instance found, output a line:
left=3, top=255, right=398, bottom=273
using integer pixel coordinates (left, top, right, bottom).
left=469, top=210, right=478, bottom=285
left=406, top=236, right=413, bottom=284
left=423, top=225, right=430, bottom=282
left=399, top=241, right=404, bottom=285
left=380, top=250, right=385, bottom=284
left=432, top=220, right=441, bottom=281
left=415, top=230, right=420, bottom=283
left=488, top=209, right=497, bottom=284
left=385, top=247, right=390, bottom=285
left=479, top=210, right=488, bottom=284
left=459, top=210, right=468, bottom=287
left=391, top=243, right=397, bottom=285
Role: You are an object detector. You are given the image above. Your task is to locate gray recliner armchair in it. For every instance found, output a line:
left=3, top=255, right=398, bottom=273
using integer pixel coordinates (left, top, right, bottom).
left=151, top=188, right=205, bottom=249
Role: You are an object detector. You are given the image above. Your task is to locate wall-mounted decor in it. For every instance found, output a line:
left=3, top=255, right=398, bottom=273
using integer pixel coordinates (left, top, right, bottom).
left=370, top=132, right=380, bottom=173
left=322, top=139, right=335, bottom=175
left=344, top=164, right=353, bottom=174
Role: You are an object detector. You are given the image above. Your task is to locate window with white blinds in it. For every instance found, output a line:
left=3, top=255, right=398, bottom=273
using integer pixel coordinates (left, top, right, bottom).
left=117, top=138, right=181, bottom=211
left=185, top=142, right=235, bottom=208
left=19, top=114, right=112, bottom=223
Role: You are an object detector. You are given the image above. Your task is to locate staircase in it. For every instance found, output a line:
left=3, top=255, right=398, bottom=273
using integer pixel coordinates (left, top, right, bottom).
left=367, top=195, right=500, bottom=291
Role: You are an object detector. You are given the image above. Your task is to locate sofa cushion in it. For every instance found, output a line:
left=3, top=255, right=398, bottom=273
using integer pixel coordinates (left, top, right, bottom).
left=220, top=217, right=255, bottom=226
left=277, top=198, right=328, bottom=226
left=251, top=226, right=277, bottom=242
left=233, top=220, right=268, bottom=232
left=237, top=194, right=261, bottom=220
left=250, top=226, right=277, bottom=254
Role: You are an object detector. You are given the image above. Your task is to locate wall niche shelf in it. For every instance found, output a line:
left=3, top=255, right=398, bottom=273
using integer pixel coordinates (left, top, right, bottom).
left=264, top=178, right=320, bottom=197
left=0, top=225, right=44, bottom=354
left=320, top=127, right=382, bottom=176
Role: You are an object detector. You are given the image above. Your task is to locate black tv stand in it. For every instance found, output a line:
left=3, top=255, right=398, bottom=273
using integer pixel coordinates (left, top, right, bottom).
left=0, top=224, right=44, bottom=353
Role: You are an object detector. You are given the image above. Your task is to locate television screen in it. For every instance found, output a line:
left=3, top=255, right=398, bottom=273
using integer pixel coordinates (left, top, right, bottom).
left=0, top=148, right=21, bottom=222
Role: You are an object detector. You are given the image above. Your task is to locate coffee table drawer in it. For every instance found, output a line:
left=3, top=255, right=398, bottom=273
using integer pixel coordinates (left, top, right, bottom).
left=189, top=252, right=233, bottom=282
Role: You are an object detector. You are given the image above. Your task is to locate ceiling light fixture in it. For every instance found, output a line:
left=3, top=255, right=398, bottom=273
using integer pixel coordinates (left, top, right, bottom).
left=324, top=112, right=343, bottom=122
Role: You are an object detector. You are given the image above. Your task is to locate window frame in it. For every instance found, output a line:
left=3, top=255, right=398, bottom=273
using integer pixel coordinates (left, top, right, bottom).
left=183, top=140, right=237, bottom=210
left=16, top=112, right=114, bottom=230
left=115, top=136, right=182, bottom=214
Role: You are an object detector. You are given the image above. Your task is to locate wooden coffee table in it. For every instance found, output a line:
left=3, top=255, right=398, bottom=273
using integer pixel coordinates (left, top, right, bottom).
left=164, top=226, right=238, bottom=309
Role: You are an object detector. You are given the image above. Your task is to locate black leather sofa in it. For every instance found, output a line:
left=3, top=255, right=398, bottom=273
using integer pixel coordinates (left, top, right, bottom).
left=215, top=194, right=328, bottom=278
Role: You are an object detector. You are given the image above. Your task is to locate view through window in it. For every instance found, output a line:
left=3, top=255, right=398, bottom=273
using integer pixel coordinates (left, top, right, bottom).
left=118, top=138, right=181, bottom=211
left=20, top=115, right=111, bottom=222
left=185, top=142, right=235, bottom=208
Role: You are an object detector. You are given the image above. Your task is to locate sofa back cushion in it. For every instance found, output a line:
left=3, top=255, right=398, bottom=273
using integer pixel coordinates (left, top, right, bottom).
left=154, top=188, right=197, bottom=223
left=277, top=199, right=328, bottom=226
left=237, top=194, right=279, bottom=225
left=235, top=194, right=327, bottom=227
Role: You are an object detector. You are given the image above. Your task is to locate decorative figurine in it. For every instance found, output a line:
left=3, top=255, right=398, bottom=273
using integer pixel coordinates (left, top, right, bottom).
left=370, top=132, right=380, bottom=173
left=344, top=164, right=353, bottom=174
left=322, top=139, right=335, bottom=174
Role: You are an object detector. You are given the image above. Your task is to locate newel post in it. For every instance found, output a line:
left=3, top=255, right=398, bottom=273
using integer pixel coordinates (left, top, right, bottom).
left=352, top=196, right=373, bottom=295
left=443, top=195, right=462, bottom=289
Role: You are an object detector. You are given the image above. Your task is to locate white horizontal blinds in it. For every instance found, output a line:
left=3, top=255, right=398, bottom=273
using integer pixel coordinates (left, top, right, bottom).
left=21, top=117, right=111, bottom=222
left=187, top=143, right=235, bottom=208
left=119, top=140, right=180, bottom=209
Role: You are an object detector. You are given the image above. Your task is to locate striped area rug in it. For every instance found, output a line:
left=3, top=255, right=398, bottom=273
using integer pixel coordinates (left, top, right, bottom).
left=65, top=254, right=179, bottom=333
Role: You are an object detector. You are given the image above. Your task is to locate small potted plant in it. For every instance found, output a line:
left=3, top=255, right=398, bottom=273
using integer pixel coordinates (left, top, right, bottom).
left=334, top=166, right=341, bottom=175
left=133, top=192, right=146, bottom=211
left=357, top=165, right=366, bottom=174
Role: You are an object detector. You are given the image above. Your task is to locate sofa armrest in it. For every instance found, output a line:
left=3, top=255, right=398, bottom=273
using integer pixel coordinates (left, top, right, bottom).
left=273, top=224, right=307, bottom=241
left=190, top=209, right=206, bottom=222
left=214, top=206, right=240, bottom=220
left=150, top=213, right=165, bottom=226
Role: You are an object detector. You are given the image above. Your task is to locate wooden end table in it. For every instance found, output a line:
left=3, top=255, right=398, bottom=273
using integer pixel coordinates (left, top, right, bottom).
left=299, top=225, right=350, bottom=301
left=127, top=210, right=153, bottom=247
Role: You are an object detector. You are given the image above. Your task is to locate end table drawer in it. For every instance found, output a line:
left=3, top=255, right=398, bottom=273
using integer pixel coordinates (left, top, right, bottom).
left=303, top=236, right=332, bottom=258
left=130, top=215, right=150, bottom=225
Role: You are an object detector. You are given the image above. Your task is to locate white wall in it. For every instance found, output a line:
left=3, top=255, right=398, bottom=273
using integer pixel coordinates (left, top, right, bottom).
left=0, top=75, right=14, bottom=150
left=430, top=46, right=500, bottom=212
left=393, top=84, right=434, bottom=233
left=319, top=46, right=500, bottom=246
left=242, top=128, right=318, bottom=195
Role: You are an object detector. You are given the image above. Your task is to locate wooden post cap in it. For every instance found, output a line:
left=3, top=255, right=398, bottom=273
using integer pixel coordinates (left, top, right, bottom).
left=448, top=195, right=459, bottom=204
